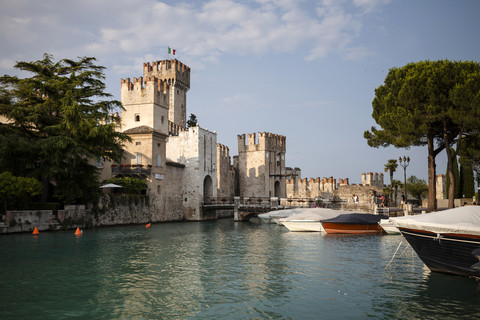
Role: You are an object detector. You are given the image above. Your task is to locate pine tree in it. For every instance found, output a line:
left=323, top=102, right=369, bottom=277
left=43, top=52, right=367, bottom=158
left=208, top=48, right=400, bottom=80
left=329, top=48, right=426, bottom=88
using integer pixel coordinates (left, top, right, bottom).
left=0, top=54, right=130, bottom=204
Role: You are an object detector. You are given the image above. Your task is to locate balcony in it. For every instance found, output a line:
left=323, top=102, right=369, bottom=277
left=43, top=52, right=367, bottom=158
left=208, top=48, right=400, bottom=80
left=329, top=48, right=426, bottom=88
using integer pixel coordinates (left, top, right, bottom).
left=112, top=164, right=151, bottom=177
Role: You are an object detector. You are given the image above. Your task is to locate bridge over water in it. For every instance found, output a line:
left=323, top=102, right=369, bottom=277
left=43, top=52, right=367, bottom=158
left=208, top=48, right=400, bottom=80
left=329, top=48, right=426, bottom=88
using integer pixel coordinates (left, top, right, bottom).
left=202, top=197, right=391, bottom=221
left=202, top=197, right=326, bottom=221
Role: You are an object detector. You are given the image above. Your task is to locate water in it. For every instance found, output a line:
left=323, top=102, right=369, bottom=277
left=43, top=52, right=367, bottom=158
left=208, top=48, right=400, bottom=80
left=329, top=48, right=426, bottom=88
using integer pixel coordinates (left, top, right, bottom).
left=1, top=219, right=480, bottom=319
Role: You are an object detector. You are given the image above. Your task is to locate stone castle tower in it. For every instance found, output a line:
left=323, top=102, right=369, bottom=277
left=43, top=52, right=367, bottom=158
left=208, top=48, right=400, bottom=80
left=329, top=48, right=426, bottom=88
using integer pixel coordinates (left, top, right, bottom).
left=143, top=59, right=190, bottom=130
left=236, top=132, right=286, bottom=198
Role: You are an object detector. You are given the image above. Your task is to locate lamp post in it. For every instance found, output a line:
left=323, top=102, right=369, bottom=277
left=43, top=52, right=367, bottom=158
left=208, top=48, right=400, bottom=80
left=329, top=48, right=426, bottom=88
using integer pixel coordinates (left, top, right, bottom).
left=399, top=156, right=410, bottom=203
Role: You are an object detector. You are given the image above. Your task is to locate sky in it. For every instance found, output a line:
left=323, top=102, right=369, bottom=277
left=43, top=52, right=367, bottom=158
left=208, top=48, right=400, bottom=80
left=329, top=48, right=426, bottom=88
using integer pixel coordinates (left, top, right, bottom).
left=1, top=0, right=479, bottom=184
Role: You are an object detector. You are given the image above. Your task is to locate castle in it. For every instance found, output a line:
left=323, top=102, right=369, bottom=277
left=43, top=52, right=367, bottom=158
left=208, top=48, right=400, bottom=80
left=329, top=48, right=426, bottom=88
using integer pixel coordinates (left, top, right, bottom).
left=99, top=58, right=290, bottom=221
left=100, top=58, right=407, bottom=220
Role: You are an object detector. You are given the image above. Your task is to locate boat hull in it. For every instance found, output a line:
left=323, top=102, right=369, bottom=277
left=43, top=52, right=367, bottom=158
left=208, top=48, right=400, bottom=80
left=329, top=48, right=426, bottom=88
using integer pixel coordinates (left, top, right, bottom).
left=281, top=220, right=325, bottom=232
left=322, top=222, right=384, bottom=234
left=399, top=227, right=480, bottom=277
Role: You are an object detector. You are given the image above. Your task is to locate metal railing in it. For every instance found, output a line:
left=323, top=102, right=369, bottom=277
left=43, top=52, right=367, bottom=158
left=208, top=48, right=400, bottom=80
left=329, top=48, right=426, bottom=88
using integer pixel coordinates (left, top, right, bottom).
left=112, top=165, right=151, bottom=176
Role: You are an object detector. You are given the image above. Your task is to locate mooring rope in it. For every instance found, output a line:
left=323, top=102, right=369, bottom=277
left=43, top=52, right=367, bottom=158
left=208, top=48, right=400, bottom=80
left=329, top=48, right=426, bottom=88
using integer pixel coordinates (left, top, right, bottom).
left=385, top=240, right=403, bottom=270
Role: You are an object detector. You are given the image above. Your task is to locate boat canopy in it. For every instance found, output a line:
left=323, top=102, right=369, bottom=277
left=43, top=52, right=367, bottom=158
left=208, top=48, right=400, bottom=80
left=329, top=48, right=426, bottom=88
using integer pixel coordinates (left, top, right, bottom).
left=281, top=208, right=346, bottom=222
left=321, top=213, right=388, bottom=224
left=391, top=206, right=480, bottom=236
left=258, top=208, right=299, bottom=220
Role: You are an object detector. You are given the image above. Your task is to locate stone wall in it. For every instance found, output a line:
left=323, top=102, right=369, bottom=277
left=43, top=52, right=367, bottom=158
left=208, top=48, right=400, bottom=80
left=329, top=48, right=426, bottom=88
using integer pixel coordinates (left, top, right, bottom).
left=237, top=132, right=286, bottom=198
left=217, top=143, right=235, bottom=198
left=286, top=173, right=384, bottom=206
left=0, top=194, right=187, bottom=234
left=166, top=126, right=218, bottom=220
left=164, top=162, right=186, bottom=219
left=361, top=172, right=384, bottom=189
left=3, top=210, right=57, bottom=233
left=96, top=194, right=181, bottom=225
left=334, top=184, right=383, bottom=204
left=120, top=77, right=170, bottom=134
left=436, top=174, right=446, bottom=199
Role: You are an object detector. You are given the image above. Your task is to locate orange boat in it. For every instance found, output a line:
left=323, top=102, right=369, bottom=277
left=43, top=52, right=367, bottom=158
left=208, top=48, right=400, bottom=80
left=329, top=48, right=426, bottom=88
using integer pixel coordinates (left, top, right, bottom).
left=321, top=213, right=388, bottom=234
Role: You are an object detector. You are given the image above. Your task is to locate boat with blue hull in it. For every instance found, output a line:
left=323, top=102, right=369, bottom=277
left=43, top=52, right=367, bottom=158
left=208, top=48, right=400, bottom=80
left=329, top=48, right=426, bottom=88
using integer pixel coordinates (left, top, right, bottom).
left=392, top=206, right=480, bottom=278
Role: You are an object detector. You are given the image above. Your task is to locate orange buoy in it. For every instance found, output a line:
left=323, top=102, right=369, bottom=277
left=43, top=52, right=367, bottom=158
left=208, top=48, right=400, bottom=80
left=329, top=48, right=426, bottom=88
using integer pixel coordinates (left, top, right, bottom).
left=74, top=227, right=82, bottom=235
left=32, top=227, right=39, bottom=235
left=145, top=223, right=151, bottom=228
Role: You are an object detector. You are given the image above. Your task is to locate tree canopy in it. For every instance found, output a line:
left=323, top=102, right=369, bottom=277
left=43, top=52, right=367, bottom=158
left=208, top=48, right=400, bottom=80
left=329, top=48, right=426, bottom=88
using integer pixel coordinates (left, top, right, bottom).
left=365, top=60, right=480, bottom=211
left=0, top=171, right=42, bottom=212
left=406, top=176, right=428, bottom=203
left=0, top=54, right=130, bottom=204
left=187, top=113, right=198, bottom=128
left=103, top=177, right=147, bottom=194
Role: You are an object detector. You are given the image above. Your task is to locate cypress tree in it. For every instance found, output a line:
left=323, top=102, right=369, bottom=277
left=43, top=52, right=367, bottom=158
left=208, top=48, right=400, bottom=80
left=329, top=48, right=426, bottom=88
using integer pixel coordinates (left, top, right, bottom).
left=459, top=157, right=475, bottom=198
left=446, top=152, right=461, bottom=199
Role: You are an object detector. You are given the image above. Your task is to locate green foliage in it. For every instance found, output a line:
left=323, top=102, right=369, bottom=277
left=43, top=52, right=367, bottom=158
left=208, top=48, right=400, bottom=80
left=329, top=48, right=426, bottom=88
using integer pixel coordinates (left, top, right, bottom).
left=384, top=159, right=398, bottom=204
left=103, top=177, right=147, bottom=194
left=0, top=171, right=42, bottom=211
left=365, top=60, right=480, bottom=210
left=407, top=176, right=428, bottom=202
left=0, top=54, right=130, bottom=204
left=0, top=171, right=42, bottom=197
left=459, top=157, right=475, bottom=198
left=446, top=151, right=461, bottom=199
left=187, top=113, right=198, bottom=128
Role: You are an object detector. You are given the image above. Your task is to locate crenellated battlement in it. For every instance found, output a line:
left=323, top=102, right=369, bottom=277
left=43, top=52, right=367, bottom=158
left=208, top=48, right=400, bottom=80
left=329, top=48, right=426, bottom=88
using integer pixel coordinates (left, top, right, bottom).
left=168, top=121, right=186, bottom=136
left=286, top=176, right=337, bottom=193
left=143, top=59, right=190, bottom=90
left=216, top=143, right=230, bottom=159
left=237, top=131, right=286, bottom=152
left=361, top=172, right=384, bottom=188
left=121, top=76, right=170, bottom=107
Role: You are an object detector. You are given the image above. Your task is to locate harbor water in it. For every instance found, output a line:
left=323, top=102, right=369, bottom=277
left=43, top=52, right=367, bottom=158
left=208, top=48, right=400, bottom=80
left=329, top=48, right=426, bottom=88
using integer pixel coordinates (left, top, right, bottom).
left=2, top=219, right=480, bottom=319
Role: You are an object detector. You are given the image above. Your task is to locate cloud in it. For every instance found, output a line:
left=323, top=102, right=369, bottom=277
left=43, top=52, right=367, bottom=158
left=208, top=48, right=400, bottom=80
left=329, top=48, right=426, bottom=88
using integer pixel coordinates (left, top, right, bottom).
left=0, top=0, right=388, bottom=74
left=353, top=0, right=391, bottom=13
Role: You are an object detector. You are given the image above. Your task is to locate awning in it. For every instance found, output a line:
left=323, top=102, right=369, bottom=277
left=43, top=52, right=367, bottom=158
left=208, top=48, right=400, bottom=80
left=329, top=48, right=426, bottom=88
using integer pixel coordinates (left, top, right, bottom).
left=99, top=183, right=123, bottom=188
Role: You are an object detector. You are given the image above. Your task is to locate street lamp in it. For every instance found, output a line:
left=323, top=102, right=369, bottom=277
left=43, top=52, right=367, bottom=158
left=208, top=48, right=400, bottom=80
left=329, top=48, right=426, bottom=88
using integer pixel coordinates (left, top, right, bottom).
left=399, top=156, right=410, bottom=204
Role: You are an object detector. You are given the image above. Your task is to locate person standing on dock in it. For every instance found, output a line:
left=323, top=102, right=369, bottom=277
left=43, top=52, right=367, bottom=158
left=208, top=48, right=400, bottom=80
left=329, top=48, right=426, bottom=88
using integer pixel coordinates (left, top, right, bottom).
left=400, top=192, right=405, bottom=209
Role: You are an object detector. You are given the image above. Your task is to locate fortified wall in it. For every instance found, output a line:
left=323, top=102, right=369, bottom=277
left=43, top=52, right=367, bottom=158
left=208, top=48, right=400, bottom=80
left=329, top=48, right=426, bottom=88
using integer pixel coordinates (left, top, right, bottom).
left=361, top=172, right=384, bottom=189
left=166, top=126, right=218, bottom=220
left=286, top=172, right=385, bottom=204
left=217, top=143, right=235, bottom=198
left=286, top=177, right=341, bottom=199
left=236, top=132, right=286, bottom=198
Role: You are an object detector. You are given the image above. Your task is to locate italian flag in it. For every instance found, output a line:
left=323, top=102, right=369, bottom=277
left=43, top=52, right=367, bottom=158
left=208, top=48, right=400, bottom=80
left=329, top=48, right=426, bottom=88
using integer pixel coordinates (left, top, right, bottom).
left=168, top=47, right=176, bottom=55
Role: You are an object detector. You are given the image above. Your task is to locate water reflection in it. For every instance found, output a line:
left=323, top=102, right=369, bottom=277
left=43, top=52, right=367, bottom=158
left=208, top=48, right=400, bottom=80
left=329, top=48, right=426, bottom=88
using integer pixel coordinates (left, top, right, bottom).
left=2, top=220, right=480, bottom=319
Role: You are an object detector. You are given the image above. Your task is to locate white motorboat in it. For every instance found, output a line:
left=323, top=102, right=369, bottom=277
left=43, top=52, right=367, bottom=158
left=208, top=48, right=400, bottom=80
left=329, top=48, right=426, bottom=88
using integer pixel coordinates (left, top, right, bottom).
left=279, top=208, right=347, bottom=232
left=258, top=209, right=297, bottom=224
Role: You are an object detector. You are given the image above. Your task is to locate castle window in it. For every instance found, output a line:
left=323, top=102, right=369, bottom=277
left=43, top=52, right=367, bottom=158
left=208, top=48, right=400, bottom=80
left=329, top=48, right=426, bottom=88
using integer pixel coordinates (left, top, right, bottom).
left=161, top=116, right=164, bottom=124
left=157, top=154, right=162, bottom=167
left=157, top=143, right=161, bottom=147
left=135, top=152, right=142, bottom=165
left=135, top=114, right=140, bottom=122
left=177, top=90, right=179, bottom=95
left=95, top=158, right=103, bottom=168
left=157, top=185, right=161, bottom=194
left=135, top=142, right=141, bottom=146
